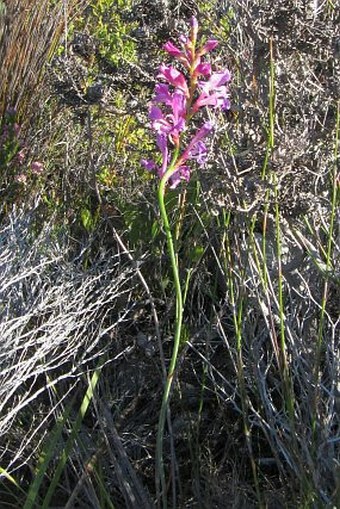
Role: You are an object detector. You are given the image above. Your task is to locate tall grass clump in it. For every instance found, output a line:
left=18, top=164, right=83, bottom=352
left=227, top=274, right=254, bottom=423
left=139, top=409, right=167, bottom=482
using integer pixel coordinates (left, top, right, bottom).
left=0, top=206, right=138, bottom=507
left=0, top=0, right=86, bottom=121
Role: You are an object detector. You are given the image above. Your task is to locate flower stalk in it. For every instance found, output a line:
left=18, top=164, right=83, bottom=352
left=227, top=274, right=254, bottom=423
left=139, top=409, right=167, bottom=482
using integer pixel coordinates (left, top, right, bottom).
left=141, top=16, right=231, bottom=507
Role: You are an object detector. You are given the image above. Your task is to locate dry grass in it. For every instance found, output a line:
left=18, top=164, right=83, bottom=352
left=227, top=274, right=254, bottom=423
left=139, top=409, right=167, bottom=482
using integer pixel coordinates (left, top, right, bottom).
left=0, top=0, right=88, bottom=121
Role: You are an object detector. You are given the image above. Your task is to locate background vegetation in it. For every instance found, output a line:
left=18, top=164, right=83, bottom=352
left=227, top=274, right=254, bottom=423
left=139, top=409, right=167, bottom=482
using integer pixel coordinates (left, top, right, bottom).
left=0, top=0, right=339, bottom=507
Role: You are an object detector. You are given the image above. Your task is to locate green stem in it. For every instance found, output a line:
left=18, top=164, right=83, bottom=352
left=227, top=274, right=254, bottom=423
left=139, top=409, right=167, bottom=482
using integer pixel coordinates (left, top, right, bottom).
left=156, top=158, right=184, bottom=509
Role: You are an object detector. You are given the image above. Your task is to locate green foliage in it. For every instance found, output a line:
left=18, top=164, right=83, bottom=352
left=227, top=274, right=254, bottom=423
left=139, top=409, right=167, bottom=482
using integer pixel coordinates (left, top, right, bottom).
left=80, top=205, right=98, bottom=232
left=83, top=0, right=137, bottom=68
left=115, top=192, right=155, bottom=249
left=219, top=7, right=236, bottom=39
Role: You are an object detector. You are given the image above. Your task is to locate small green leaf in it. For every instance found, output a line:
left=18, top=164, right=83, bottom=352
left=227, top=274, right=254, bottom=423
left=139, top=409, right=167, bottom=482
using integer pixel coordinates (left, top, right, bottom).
left=81, top=208, right=93, bottom=232
left=0, top=467, right=20, bottom=489
left=189, top=245, right=204, bottom=264
left=151, top=220, right=160, bottom=240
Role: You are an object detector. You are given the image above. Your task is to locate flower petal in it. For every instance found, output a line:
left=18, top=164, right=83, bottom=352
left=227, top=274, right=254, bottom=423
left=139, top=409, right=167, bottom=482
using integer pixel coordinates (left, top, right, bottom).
left=149, top=105, right=163, bottom=121
left=169, top=165, right=191, bottom=188
left=153, top=83, right=172, bottom=104
left=189, top=140, right=207, bottom=166
left=141, top=159, right=157, bottom=171
left=194, top=62, right=211, bottom=77
left=199, top=69, right=231, bottom=93
left=157, top=64, right=189, bottom=96
left=163, top=41, right=183, bottom=57
left=199, top=39, right=219, bottom=55
left=178, top=122, right=214, bottom=166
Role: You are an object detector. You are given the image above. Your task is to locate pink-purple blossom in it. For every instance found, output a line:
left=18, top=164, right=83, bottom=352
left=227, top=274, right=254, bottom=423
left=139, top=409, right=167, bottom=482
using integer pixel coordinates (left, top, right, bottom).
left=179, top=122, right=214, bottom=167
left=168, top=165, right=190, bottom=189
left=15, top=173, right=27, bottom=184
left=142, top=17, right=231, bottom=189
left=157, top=65, right=189, bottom=97
left=149, top=91, right=186, bottom=143
left=193, top=62, right=212, bottom=77
left=198, top=39, right=219, bottom=56
left=199, top=70, right=231, bottom=92
left=153, top=84, right=173, bottom=105
left=193, top=70, right=231, bottom=112
left=163, top=41, right=185, bottom=60
left=31, top=161, right=44, bottom=175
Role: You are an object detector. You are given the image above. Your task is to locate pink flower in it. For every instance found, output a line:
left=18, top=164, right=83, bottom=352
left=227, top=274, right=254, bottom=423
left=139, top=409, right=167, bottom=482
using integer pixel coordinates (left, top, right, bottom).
left=192, top=70, right=231, bottom=112
left=157, top=65, right=189, bottom=97
left=163, top=40, right=192, bottom=69
left=149, top=91, right=186, bottom=143
left=194, top=62, right=212, bottom=77
left=180, top=122, right=214, bottom=165
left=153, top=84, right=173, bottom=105
left=168, top=165, right=190, bottom=189
left=163, top=41, right=184, bottom=59
left=17, top=149, right=26, bottom=164
left=198, top=39, right=219, bottom=56
left=31, top=161, right=44, bottom=175
left=15, top=173, right=27, bottom=184
left=199, top=70, right=231, bottom=92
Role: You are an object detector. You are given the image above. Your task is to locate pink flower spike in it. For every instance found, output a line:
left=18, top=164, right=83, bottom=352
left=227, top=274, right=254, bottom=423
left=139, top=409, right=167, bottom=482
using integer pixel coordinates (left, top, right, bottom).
left=158, top=64, right=189, bottom=96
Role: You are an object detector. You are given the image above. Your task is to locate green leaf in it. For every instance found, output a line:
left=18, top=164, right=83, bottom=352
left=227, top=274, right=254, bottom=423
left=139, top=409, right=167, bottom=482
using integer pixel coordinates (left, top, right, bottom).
left=81, top=207, right=93, bottom=232
left=189, top=245, right=205, bottom=264
left=151, top=220, right=160, bottom=240
left=0, top=467, right=20, bottom=489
